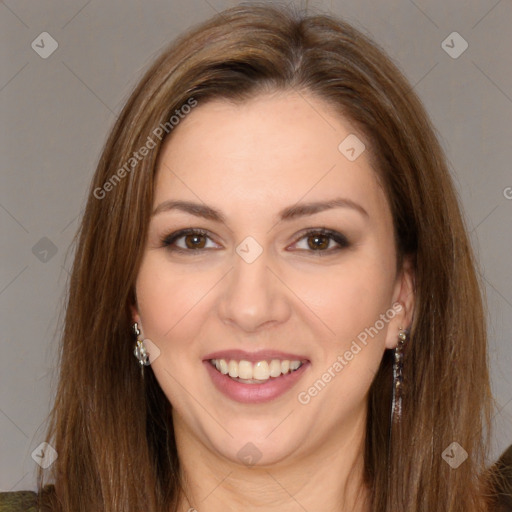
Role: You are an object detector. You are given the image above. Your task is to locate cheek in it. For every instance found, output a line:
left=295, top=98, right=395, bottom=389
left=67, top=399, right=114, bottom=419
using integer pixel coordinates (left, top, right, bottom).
left=135, top=255, right=209, bottom=339
left=294, top=265, right=394, bottom=418
left=134, top=257, right=214, bottom=408
left=298, top=257, right=395, bottom=345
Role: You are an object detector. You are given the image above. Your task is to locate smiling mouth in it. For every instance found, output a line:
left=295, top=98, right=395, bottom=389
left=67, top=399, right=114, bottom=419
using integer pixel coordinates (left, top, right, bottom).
left=209, top=358, right=305, bottom=383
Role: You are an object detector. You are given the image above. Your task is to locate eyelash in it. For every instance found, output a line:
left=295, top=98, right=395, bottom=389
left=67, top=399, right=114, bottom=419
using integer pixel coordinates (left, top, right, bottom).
left=160, top=228, right=350, bottom=256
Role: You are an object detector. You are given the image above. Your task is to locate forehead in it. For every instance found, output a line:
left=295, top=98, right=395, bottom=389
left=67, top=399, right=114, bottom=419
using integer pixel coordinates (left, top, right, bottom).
left=153, top=91, right=387, bottom=222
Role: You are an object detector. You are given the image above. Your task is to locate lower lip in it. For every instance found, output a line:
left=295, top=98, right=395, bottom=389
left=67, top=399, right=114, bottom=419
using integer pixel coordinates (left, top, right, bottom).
left=204, top=360, right=310, bottom=404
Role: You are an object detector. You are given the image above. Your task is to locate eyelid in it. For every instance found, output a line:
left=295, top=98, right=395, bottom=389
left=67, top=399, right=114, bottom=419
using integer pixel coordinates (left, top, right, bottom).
left=160, top=227, right=350, bottom=255
left=161, top=228, right=220, bottom=251
left=288, top=228, right=350, bottom=252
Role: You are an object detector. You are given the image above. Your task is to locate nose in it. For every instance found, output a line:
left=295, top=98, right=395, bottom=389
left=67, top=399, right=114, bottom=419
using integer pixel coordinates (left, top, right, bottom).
left=218, top=245, right=291, bottom=334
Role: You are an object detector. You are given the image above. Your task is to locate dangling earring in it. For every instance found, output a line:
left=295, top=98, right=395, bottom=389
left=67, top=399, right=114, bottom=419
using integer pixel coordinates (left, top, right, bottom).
left=390, top=327, right=408, bottom=424
left=133, top=322, right=149, bottom=376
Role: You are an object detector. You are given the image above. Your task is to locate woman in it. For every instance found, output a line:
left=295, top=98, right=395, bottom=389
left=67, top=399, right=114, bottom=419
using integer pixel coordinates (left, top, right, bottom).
left=1, top=3, right=510, bottom=511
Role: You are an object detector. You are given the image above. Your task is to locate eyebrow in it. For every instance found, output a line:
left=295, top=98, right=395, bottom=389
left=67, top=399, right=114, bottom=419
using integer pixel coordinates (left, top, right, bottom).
left=152, top=197, right=369, bottom=223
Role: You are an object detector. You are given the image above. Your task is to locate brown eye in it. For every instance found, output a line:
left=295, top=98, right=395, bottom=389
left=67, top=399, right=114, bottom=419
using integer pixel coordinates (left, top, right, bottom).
left=292, top=229, right=350, bottom=254
left=161, top=229, right=218, bottom=252
left=307, top=233, right=330, bottom=250
left=183, top=233, right=207, bottom=249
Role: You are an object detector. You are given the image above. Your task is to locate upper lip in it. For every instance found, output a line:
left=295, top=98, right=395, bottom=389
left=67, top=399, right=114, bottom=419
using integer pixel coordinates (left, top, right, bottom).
left=203, top=349, right=309, bottom=363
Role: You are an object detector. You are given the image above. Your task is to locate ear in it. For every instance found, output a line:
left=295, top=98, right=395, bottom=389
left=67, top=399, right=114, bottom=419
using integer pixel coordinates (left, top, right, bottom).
left=384, top=256, right=415, bottom=350
left=130, top=297, right=142, bottom=331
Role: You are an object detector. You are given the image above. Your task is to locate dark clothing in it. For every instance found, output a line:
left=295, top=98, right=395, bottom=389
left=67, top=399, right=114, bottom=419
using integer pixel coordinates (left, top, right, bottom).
left=2, top=444, right=512, bottom=510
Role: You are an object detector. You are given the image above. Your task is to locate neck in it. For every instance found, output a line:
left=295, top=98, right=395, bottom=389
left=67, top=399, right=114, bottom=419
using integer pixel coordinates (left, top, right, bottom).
left=174, top=409, right=371, bottom=512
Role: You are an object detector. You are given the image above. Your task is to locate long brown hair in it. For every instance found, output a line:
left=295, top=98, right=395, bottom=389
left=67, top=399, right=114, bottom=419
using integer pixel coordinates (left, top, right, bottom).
left=39, top=3, right=500, bottom=511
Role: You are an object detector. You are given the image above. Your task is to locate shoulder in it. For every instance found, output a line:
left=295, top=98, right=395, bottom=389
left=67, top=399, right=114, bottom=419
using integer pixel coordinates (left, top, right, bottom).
left=0, top=491, right=37, bottom=512
left=0, top=485, right=55, bottom=512
left=1, top=455, right=511, bottom=511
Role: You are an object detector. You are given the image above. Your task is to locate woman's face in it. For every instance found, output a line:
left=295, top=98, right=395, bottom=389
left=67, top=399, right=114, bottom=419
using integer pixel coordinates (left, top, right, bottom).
left=133, top=90, right=414, bottom=466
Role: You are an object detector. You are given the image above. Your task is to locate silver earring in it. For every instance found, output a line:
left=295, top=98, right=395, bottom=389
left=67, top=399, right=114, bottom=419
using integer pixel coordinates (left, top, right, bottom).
left=390, top=327, right=408, bottom=425
left=133, top=322, right=150, bottom=374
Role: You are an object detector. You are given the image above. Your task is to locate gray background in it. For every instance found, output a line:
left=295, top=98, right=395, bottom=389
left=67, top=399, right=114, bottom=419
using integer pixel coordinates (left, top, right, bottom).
left=1, top=0, right=511, bottom=492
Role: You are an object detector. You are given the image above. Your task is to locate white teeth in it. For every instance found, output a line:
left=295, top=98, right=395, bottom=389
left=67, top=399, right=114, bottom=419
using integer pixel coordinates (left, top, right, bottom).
left=210, top=358, right=304, bottom=381
left=238, top=360, right=252, bottom=379
left=289, top=360, right=301, bottom=371
left=218, top=359, right=229, bottom=374
left=228, top=360, right=238, bottom=378
left=269, top=359, right=282, bottom=377
left=253, top=361, right=269, bottom=380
